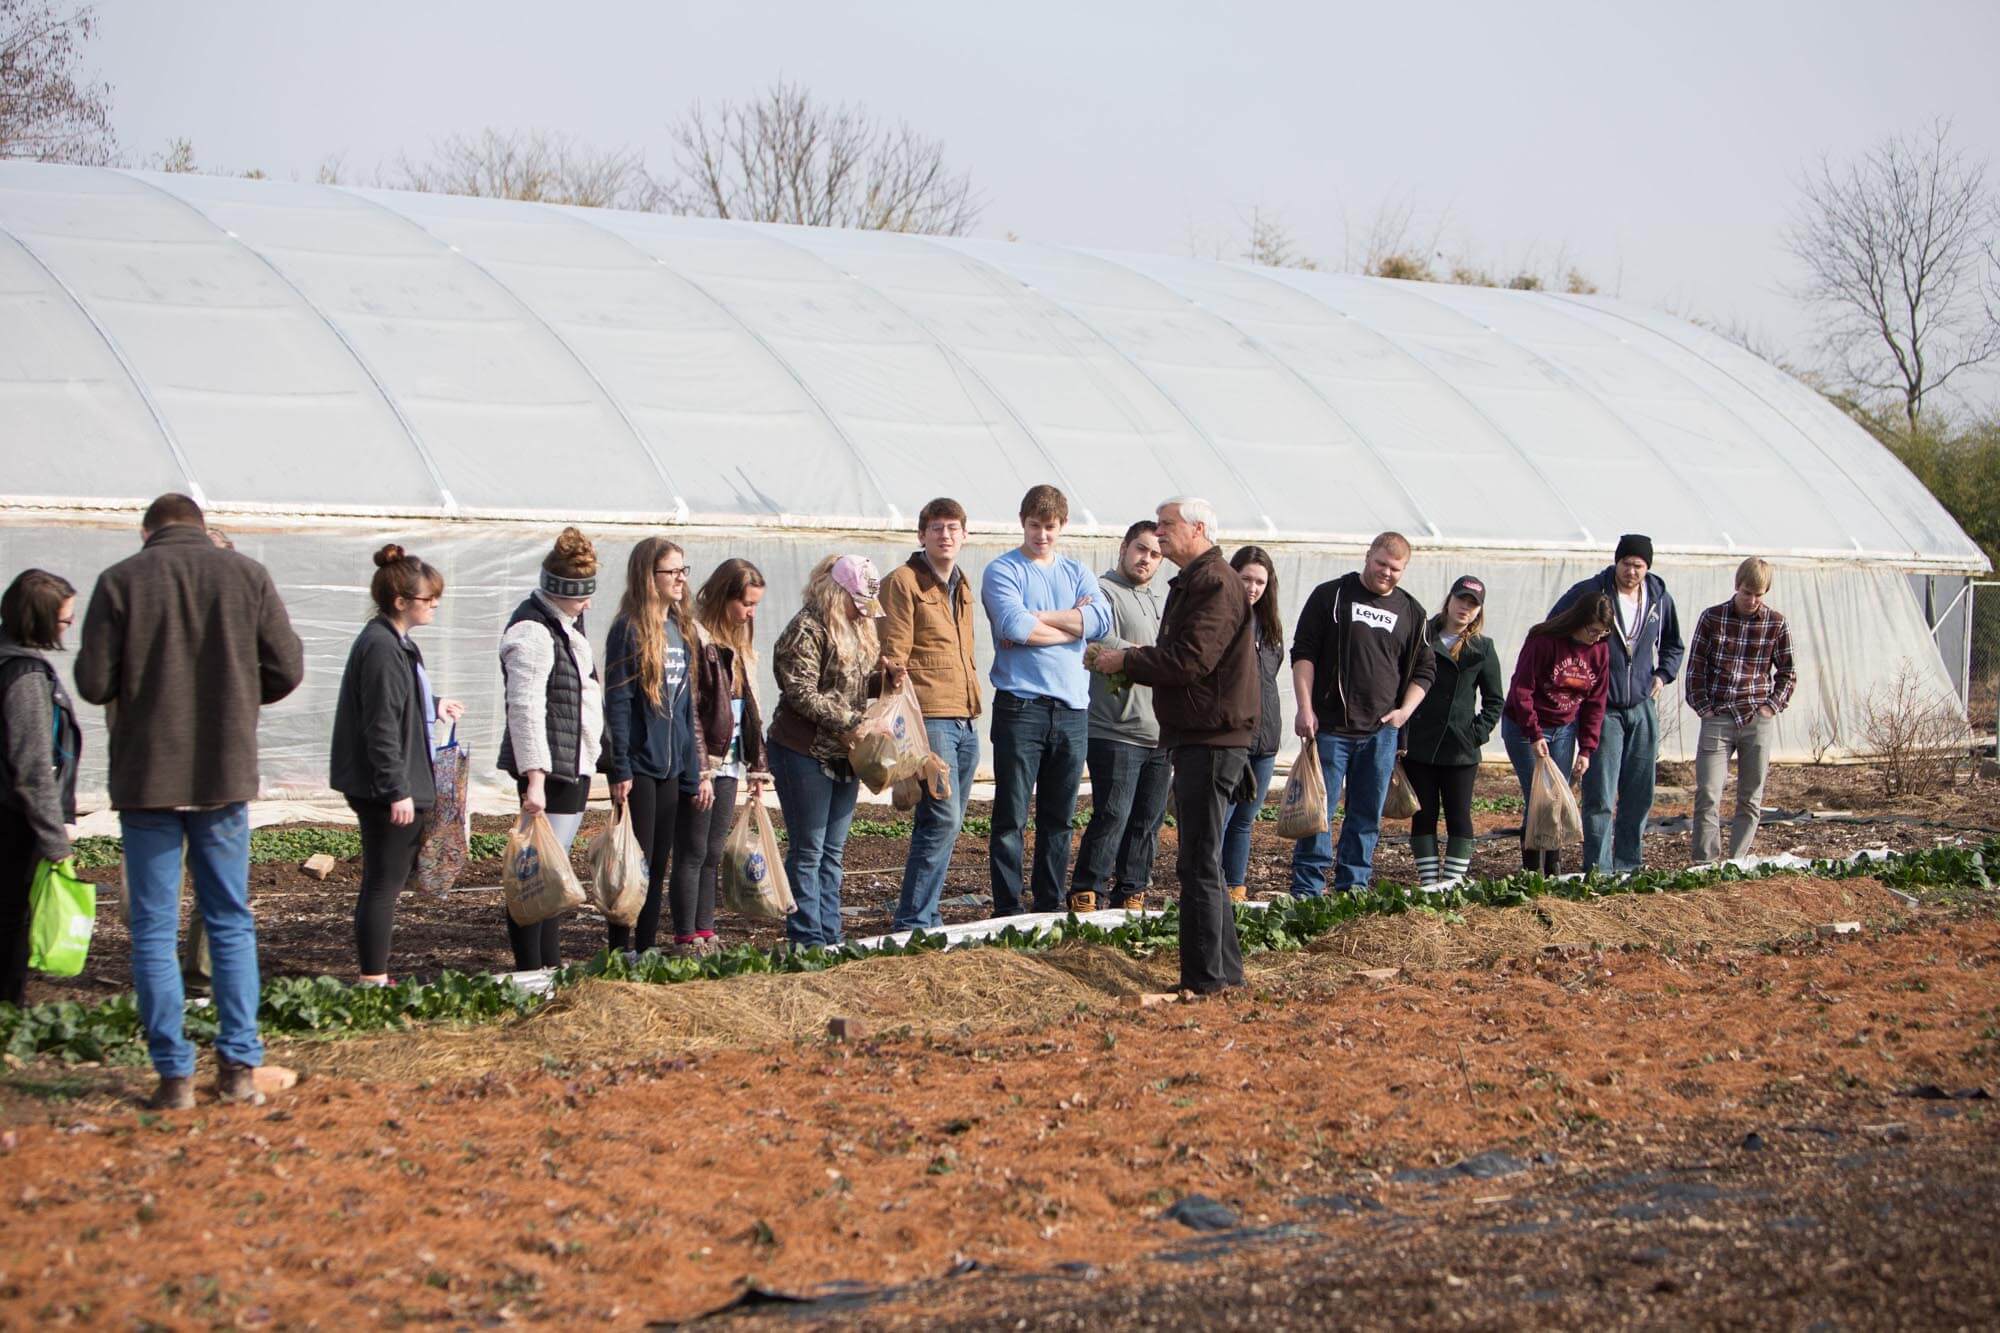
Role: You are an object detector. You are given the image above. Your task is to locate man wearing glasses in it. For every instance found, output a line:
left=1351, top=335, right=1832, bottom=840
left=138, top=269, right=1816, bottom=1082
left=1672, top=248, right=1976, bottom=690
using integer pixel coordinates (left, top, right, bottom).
left=878, top=498, right=982, bottom=932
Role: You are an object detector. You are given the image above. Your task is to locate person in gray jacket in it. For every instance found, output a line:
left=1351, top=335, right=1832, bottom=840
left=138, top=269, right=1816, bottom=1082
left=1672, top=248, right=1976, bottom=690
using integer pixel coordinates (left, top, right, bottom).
left=0, top=569, right=83, bottom=1009
left=1069, top=521, right=1169, bottom=913
left=1548, top=534, right=1684, bottom=872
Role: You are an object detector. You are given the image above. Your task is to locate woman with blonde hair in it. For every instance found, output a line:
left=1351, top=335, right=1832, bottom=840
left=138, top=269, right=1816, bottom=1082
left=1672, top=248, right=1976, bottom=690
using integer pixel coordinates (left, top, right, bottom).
left=604, top=536, right=711, bottom=956
left=678, top=558, right=770, bottom=949
left=498, top=526, right=606, bottom=969
left=766, top=555, right=902, bottom=948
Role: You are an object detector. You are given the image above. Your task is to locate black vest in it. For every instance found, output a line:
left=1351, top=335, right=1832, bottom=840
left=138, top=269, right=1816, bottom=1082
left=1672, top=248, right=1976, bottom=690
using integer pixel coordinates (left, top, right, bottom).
left=0, top=654, right=82, bottom=822
left=498, top=596, right=592, bottom=780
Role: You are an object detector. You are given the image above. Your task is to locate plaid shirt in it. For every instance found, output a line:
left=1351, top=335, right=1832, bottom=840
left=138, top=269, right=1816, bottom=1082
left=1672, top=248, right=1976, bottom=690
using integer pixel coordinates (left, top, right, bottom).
left=1684, top=600, right=1796, bottom=724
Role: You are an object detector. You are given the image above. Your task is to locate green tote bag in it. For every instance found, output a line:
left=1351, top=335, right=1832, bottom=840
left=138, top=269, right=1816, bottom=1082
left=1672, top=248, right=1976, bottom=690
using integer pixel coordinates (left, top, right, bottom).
left=28, top=857, right=95, bottom=977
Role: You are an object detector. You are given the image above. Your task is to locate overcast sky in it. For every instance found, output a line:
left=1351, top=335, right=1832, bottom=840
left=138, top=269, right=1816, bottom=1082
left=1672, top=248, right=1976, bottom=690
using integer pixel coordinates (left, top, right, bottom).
left=87, top=0, right=2000, bottom=408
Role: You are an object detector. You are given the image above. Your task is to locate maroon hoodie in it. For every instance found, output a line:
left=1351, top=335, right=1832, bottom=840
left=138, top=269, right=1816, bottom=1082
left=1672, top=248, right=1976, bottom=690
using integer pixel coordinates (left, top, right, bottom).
left=1504, top=633, right=1610, bottom=754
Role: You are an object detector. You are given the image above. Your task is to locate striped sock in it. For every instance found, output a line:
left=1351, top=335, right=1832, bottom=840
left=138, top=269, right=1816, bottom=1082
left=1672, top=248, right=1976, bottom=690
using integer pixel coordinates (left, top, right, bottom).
left=1442, top=837, right=1475, bottom=882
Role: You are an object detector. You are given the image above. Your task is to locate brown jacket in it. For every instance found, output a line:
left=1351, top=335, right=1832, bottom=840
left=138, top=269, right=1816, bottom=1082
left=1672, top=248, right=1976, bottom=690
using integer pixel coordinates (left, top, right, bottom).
left=877, top=553, right=980, bottom=720
left=74, top=524, right=305, bottom=809
left=1119, top=544, right=1257, bottom=749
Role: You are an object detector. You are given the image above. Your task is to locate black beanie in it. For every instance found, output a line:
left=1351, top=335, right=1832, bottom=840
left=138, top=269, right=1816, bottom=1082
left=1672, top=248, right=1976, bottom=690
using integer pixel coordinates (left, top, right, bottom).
left=1615, top=533, right=1654, bottom=567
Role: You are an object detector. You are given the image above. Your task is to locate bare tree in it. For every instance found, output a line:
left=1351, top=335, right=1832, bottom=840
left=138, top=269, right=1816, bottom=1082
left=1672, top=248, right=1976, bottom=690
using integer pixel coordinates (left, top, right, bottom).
left=1239, top=205, right=1317, bottom=269
left=1787, top=120, right=2000, bottom=429
left=658, top=81, right=980, bottom=235
left=391, top=128, right=656, bottom=210
left=0, top=0, right=116, bottom=164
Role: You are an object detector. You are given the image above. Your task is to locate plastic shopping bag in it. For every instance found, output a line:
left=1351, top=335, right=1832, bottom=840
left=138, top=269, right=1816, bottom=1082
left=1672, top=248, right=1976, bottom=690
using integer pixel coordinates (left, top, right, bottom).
left=722, top=795, right=794, bottom=921
left=502, top=811, right=587, bottom=926
left=28, top=857, right=95, bottom=976
left=1274, top=743, right=1330, bottom=841
left=1380, top=763, right=1420, bottom=821
left=588, top=803, right=650, bottom=927
left=1523, top=751, right=1584, bottom=851
left=847, top=679, right=931, bottom=792
left=891, top=752, right=953, bottom=812
left=414, top=727, right=472, bottom=895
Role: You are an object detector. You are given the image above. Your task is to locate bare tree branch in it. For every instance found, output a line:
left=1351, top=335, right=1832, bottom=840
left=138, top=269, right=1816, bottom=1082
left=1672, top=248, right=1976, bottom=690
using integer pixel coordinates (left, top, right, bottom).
left=390, top=128, right=656, bottom=210
left=0, top=0, right=116, bottom=164
left=1786, top=119, right=2000, bottom=428
left=658, top=81, right=981, bottom=235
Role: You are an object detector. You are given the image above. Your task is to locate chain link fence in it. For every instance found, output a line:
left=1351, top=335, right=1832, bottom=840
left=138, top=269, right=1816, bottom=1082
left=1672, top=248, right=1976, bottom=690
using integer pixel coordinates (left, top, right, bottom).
left=1968, top=581, right=2000, bottom=737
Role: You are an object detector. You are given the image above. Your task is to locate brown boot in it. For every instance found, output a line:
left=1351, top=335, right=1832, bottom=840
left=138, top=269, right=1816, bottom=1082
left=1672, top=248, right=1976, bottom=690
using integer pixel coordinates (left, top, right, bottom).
left=145, top=1076, right=194, bottom=1111
left=1227, top=885, right=1248, bottom=903
left=1068, top=891, right=1098, bottom=914
left=215, top=1059, right=287, bottom=1107
left=1114, top=892, right=1147, bottom=913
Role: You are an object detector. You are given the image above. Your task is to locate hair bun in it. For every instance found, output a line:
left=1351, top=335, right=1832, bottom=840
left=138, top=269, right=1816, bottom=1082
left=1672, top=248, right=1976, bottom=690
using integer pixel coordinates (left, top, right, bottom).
left=547, top=526, right=598, bottom=578
left=373, top=543, right=406, bottom=568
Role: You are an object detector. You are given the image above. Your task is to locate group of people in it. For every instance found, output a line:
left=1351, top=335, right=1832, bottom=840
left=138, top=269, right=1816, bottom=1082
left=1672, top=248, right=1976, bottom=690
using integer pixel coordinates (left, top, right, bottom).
left=0, top=487, right=1799, bottom=1106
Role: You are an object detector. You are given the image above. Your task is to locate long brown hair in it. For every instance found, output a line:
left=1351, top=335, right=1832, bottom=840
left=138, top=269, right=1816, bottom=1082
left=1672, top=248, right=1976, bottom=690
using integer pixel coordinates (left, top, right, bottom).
left=617, top=536, right=693, bottom=708
left=696, top=558, right=767, bottom=683
left=1229, top=545, right=1284, bottom=649
left=1527, top=592, right=1614, bottom=642
left=1429, top=596, right=1486, bottom=661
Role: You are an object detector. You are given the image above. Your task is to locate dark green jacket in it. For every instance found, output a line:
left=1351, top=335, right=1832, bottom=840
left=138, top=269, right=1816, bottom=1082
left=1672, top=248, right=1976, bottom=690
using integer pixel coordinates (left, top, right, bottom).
left=1400, top=626, right=1503, bottom=767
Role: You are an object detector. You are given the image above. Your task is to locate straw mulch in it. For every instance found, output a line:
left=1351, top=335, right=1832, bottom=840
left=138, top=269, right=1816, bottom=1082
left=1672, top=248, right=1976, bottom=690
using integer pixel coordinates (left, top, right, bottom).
left=279, top=945, right=1125, bottom=1083
left=274, top=878, right=1910, bottom=1084
left=1301, top=877, right=1907, bottom=971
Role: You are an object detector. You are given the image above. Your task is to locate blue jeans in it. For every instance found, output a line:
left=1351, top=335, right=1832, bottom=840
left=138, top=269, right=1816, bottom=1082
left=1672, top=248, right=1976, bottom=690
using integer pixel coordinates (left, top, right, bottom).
left=1221, top=752, right=1278, bottom=888
left=1583, top=700, right=1657, bottom=872
left=1289, top=728, right=1400, bottom=895
left=988, top=691, right=1089, bottom=915
left=769, top=741, right=859, bottom=949
left=1071, top=737, right=1173, bottom=898
left=121, top=805, right=262, bottom=1077
left=894, top=718, right=980, bottom=931
left=1501, top=715, right=1580, bottom=805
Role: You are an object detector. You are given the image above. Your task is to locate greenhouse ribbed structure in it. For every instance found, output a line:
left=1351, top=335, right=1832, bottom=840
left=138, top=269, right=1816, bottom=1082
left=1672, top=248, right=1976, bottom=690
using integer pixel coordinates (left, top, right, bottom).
left=0, top=163, right=1983, bottom=796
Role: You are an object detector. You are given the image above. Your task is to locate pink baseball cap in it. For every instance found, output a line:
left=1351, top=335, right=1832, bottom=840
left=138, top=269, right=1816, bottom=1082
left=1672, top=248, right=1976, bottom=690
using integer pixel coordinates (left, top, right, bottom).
left=831, top=555, right=883, bottom=618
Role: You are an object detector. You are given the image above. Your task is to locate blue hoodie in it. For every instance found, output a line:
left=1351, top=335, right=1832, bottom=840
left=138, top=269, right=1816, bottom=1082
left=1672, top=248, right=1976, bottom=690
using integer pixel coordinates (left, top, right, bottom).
left=604, top=614, right=700, bottom=786
left=1550, top=567, right=1684, bottom=710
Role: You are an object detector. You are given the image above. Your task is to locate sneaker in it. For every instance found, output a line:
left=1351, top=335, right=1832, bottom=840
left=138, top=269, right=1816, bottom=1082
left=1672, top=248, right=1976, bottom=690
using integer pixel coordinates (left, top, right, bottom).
left=1114, top=892, right=1147, bottom=912
left=145, top=1076, right=194, bottom=1111
left=1227, top=885, right=1248, bottom=903
left=1068, top=892, right=1098, bottom=914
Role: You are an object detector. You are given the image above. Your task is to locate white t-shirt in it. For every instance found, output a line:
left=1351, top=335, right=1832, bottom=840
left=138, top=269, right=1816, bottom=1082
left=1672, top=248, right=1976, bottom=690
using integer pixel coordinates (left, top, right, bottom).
left=1617, top=586, right=1646, bottom=651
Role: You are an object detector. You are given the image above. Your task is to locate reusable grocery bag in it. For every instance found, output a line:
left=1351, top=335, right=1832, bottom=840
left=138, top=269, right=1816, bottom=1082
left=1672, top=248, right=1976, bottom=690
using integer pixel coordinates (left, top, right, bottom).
left=28, top=857, right=94, bottom=977
left=1274, top=744, right=1331, bottom=842
left=588, top=803, right=649, bottom=927
left=847, top=679, right=931, bottom=792
left=414, top=726, right=471, bottom=895
left=1380, top=763, right=1420, bottom=821
left=1523, top=752, right=1584, bottom=851
left=502, top=811, right=587, bottom=926
left=722, top=795, right=794, bottom=921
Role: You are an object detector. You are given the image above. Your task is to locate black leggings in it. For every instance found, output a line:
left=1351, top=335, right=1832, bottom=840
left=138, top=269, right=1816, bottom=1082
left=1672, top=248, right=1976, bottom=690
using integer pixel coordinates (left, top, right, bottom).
left=610, top=774, right=682, bottom=953
left=0, top=809, right=35, bottom=1009
left=350, top=798, right=425, bottom=976
left=1402, top=757, right=1477, bottom=840
left=671, top=775, right=736, bottom=939
left=505, top=775, right=587, bottom=969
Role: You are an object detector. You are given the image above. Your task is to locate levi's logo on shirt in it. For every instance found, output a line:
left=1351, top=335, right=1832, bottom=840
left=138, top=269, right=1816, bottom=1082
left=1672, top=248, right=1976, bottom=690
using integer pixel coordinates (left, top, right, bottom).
left=1351, top=603, right=1398, bottom=633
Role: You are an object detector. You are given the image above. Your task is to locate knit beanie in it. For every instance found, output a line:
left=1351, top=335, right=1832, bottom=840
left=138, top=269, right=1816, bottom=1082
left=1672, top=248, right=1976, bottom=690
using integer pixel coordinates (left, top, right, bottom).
left=1614, top=533, right=1654, bottom=568
left=539, top=526, right=598, bottom=599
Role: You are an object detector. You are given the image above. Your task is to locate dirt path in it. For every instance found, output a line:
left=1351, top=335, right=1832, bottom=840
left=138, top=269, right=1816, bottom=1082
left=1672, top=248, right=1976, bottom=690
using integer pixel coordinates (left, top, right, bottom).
left=3, top=886, right=1995, bottom=1327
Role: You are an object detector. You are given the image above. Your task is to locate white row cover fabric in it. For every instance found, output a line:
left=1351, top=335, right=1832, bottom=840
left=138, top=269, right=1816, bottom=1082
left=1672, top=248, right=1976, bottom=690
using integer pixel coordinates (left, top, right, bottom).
left=0, top=515, right=1961, bottom=802
left=0, top=162, right=1984, bottom=567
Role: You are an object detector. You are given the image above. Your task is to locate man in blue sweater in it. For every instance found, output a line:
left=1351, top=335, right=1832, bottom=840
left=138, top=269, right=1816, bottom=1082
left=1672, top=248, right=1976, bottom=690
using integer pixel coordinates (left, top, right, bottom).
left=980, top=485, right=1113, bottom=915
left=1549, top=534, right=1685, bottom=873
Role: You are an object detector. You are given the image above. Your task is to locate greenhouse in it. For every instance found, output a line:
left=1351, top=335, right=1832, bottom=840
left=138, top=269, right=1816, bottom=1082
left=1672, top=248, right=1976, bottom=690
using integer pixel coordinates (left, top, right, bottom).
left=0, top=161, right=1984, bottom=799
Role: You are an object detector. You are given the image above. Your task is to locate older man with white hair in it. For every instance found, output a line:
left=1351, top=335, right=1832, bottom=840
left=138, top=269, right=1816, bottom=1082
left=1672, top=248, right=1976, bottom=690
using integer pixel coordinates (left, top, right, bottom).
left=1088, top=497, right=1259, bottom=994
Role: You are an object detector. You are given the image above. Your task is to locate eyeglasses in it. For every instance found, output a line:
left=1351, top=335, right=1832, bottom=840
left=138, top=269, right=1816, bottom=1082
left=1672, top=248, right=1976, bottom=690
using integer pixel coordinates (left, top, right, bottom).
left=655, top=566, right=689, bottom=578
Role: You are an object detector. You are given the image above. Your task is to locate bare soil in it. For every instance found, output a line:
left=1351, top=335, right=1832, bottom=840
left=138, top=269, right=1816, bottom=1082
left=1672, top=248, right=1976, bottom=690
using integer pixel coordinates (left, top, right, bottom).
left=2, top=883, right=1995, bottom=1328
left=27, top=762, right=2000, bottom=1009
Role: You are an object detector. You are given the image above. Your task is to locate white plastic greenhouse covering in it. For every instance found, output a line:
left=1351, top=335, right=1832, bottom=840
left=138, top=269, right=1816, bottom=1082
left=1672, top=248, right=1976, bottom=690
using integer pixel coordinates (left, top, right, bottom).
left=0, top=163, right=1985, bottom=800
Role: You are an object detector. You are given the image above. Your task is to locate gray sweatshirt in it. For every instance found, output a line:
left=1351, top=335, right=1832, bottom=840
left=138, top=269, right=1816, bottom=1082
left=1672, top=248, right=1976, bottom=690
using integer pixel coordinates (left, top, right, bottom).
left=1087, top=568, right=1164, bottom=747
left=0, top=633, right=80, bottom=862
